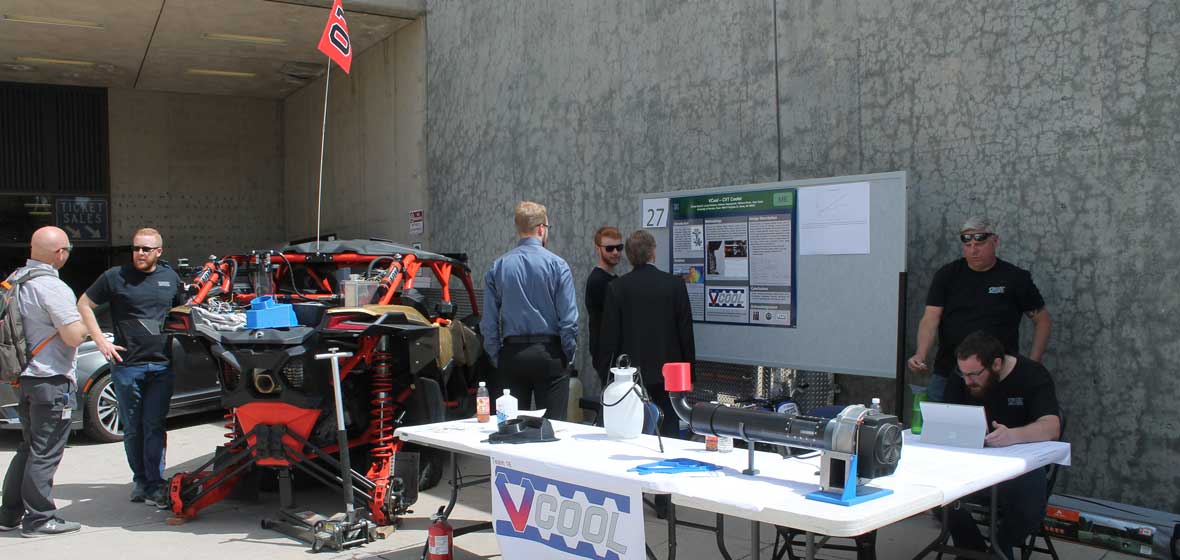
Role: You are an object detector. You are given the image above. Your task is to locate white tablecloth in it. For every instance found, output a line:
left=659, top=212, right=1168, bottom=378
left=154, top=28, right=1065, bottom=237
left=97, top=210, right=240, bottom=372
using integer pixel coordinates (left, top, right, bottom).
left=395, top=420, right=1072, bottom=538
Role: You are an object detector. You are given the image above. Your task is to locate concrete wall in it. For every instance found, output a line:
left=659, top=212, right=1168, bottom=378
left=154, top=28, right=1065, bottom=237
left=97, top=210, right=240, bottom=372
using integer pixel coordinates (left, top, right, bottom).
left=283, top=20, right=427, bottom=244
left=108, top=88, right=284, bottom=261
left=423, top=0, right=1180, bottom=511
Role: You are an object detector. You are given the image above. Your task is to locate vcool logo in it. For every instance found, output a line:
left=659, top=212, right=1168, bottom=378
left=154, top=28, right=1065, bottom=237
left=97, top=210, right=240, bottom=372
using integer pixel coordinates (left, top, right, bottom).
left=494, top=467, right=630, bottom=559
left=707, top=288, right=745, bottom=308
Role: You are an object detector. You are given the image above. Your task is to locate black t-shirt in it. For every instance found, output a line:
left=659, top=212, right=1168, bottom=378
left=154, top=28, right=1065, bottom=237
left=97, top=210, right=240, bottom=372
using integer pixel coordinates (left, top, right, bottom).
left=926, top=258, right=1045, bottom=371
left=585, top=266, right=617, bottom=373
left=944, top=355, right=1060, bottom=430
left=85, top=264, right=183, bottom=365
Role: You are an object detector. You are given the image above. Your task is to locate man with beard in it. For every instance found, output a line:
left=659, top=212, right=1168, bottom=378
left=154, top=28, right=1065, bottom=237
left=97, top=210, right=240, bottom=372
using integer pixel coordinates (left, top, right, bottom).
left=480, top=201, right=578, bottom=420
left=585, top=225, right=622, bottom=385
left=77, top=228, right=183, bottom=507
left=943, top=331, right=1061, bottom=559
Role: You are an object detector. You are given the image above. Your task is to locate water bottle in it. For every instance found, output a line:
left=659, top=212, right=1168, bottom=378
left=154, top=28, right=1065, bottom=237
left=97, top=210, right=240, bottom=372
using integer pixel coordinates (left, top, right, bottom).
left=495, top=389, right=518, bottom=424
left=870, top=397, right=882, bottom=413
left=602, top=357, right=644, bottom=439
left=475, top=382, right=490, bottom=423
left=911, top=391, right=926, bottom=434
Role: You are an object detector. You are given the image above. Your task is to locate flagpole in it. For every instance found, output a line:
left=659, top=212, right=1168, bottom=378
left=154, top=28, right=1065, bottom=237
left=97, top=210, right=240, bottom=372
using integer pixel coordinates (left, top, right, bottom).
left=315, top=62, right=332, bottom=253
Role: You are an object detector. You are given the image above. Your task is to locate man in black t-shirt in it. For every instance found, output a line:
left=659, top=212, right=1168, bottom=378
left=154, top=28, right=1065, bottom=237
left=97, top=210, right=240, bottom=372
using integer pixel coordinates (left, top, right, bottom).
left=908, top=216, right=1052, bottom=402
left=586, top=225, right=622, bottom=384
left=78, top=228, right=183, bottom=507
left=944, top=331, right=1062, bottom=559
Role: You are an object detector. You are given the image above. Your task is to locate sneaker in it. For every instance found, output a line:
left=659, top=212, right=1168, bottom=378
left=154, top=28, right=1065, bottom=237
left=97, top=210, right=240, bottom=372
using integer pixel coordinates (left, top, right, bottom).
left=0, top=512, right=21, bottom=532
left=145, top=488, right=169, bottom=509
left=20, top=517, right=81, bottom=538
left=130, top=484, right=147, bottom=503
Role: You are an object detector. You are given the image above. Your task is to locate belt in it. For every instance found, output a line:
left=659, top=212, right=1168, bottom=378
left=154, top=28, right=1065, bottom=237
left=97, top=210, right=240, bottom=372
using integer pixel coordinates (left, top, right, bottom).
left=502, top=335, right=561, bottom=345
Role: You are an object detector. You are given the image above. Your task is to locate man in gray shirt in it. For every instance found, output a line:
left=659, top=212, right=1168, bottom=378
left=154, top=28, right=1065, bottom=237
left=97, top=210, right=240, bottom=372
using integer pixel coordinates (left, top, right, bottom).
left=0, top=226, right=88, bottom=537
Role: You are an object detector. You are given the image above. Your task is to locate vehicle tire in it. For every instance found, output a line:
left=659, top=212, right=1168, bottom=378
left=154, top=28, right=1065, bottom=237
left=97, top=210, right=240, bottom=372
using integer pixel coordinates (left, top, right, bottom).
left=401, top=377, right=446, bottom=490
left=406, top=443, right=446, bottom=491
left=83, top=373, right=124, bottom=443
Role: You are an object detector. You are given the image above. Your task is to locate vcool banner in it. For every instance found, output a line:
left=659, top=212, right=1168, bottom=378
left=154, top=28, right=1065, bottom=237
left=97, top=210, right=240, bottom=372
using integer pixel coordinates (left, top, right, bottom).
left=490, top=456, right=645, bottom=560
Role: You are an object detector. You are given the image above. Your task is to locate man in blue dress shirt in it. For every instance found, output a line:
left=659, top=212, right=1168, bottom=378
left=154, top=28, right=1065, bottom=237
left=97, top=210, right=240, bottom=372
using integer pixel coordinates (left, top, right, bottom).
left=480, top=201, right=578, bottom=420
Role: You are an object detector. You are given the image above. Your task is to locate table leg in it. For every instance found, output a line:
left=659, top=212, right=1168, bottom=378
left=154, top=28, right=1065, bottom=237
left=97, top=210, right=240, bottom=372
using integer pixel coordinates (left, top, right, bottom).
left=805, top=532, right=816, bottom=560
left=667, top=498, right=677, bottom=560
left=751, top=520, right=761, bottom=560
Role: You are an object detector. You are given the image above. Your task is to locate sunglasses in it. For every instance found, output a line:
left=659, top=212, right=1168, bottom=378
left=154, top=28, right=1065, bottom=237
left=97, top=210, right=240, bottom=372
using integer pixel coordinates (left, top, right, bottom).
left=599, top=244, right=624, bottom=253
left=56, top=245, right=73, bottom=253
left=959, top=232, right=995, bottom=243
left=132, top=245, right=160, bottom=253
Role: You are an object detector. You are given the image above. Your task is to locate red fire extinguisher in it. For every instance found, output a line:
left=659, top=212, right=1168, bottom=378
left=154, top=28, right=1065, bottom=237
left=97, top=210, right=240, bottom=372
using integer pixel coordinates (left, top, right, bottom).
left=426, top=506, right=453, bottom=560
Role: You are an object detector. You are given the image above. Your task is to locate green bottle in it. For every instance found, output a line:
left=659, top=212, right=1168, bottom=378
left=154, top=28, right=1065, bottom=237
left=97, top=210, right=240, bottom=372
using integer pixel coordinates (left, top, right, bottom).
left=911, top=391, right=926, bottom=434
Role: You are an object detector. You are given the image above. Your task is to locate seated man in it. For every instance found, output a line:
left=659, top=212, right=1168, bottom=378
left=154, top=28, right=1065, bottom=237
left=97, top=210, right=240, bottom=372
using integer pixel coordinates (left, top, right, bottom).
left=943, top=331, right=1062, bottom=559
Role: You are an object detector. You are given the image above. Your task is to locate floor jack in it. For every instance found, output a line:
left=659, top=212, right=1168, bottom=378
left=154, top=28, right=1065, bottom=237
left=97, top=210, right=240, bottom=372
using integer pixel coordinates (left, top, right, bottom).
left=261, top=348, right=379, bottom=552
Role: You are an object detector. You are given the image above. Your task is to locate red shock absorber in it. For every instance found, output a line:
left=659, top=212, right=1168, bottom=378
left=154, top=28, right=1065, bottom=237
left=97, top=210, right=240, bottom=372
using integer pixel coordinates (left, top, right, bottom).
left=223, top=408, right=243, bottom=451
left=365, top=347, right=397, bottom=525
left=369, top=351, right=396, bottom=460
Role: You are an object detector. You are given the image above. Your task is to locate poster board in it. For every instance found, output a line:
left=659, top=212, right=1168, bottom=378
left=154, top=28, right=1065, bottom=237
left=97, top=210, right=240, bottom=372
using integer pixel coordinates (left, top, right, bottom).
left=640, top=171, right=906, bottom=378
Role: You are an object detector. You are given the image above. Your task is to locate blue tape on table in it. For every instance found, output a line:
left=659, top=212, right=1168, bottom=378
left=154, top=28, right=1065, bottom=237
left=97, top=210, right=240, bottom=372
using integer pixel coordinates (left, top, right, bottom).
left=629, top=458, right=722, bottom=475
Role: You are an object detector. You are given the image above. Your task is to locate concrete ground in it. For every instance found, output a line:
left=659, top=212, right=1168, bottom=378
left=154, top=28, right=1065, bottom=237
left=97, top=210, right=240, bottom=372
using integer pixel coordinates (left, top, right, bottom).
left=0, top=413, right=1140, bottom=560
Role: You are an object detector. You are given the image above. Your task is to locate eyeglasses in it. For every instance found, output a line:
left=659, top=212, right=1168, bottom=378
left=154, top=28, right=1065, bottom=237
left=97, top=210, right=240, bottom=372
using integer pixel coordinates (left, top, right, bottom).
left=540, top=223, right=551, bottom=230
left=56, top=245, right=73, bottom=253
left=959, top=232, right=995, bottom=244
left=132, top=246, right=160, bottom=253
left=957, top=366, right=988, bottom=379
left=599, top=244, right=624, bottom=253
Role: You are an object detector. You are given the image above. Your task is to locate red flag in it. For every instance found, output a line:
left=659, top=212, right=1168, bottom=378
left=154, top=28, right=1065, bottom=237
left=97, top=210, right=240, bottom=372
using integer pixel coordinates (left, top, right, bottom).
left=317, top=0, right=352, bottom=74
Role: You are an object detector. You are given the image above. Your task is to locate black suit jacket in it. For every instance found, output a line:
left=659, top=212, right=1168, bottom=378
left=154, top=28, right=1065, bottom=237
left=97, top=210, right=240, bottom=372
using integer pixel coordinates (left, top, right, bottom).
left=597, top=263, right=695, bottom=386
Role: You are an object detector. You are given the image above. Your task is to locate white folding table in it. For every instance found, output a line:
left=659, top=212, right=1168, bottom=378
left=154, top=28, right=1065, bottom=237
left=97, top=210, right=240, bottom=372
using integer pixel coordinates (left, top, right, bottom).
left=395, top=420, right=1070, bottom=560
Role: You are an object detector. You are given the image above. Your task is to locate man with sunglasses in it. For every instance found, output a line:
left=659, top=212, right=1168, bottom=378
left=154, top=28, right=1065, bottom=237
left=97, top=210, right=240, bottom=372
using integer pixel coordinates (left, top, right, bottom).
left=481, top=201, right=578, bottom=421
left=586, top=225, right=622, bottom=384
left=1, top=227, right=88, bottom=537
left=77, top=228, right=183, bottom=507
left=908, top=217, right=1052, bottom=402
left=942, top=331, right=1061, bottom=558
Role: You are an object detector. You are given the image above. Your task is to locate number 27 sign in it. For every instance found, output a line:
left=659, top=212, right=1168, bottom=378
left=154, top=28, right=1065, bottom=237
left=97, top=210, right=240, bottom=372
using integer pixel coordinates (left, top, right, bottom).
left=642, top=198, right=668, bottom=229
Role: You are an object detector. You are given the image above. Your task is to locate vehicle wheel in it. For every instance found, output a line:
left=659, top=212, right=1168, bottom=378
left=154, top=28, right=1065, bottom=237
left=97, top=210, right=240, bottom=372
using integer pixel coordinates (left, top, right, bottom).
left=406, top=443, right=445, bottom=491
left=83, top=373, right=124, bottom=443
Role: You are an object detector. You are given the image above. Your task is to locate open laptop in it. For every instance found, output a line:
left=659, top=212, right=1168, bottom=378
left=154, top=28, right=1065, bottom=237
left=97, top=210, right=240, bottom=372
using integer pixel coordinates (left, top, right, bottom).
left=919, top=402, right=988, bottom=449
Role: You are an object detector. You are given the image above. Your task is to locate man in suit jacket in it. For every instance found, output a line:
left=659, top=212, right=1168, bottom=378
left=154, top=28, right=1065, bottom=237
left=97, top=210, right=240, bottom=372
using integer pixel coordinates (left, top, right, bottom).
left=599, top=229, right=694, bottom=437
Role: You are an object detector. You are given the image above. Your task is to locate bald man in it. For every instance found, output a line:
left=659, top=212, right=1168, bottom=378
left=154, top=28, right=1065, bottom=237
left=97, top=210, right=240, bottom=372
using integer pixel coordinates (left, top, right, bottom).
left=1, top=227, right=87, bottom=537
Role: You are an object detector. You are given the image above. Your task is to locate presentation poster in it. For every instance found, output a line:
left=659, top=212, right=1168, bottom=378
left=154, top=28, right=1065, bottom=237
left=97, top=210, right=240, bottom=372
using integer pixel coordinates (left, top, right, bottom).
left=670, top=188, right=796, bottom=327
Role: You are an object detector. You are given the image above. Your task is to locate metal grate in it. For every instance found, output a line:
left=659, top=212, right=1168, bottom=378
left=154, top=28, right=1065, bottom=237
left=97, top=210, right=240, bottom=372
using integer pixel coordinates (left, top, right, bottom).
left=692, top=361, right=834, bottom=413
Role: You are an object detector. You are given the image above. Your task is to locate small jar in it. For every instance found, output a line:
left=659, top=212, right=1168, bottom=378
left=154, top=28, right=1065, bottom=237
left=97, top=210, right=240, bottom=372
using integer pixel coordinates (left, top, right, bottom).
left=717, top=435, right=734, bottom=453
left=705, top=434, right=719, bottom=451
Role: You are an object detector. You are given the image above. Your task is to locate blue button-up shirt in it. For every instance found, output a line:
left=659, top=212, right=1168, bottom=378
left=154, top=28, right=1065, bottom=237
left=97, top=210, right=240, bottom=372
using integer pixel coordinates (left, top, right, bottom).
left=480, top=237, right=578, bottom=366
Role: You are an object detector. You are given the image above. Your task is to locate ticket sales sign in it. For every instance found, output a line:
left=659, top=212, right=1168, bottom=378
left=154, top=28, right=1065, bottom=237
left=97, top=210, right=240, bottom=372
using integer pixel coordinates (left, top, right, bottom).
left=491, top=457, right=645, bottom=560
left=55, top=197, right=109, bottom=242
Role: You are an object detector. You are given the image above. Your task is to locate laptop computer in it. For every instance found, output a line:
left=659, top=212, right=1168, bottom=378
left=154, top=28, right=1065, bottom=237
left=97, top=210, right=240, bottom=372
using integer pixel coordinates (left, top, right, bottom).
left=919, top=402, right=987, bottom=449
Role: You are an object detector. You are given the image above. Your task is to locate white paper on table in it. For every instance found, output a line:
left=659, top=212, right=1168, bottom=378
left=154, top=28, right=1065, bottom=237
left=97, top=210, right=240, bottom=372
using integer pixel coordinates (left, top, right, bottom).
left=798, top=182, right=871, bottom=255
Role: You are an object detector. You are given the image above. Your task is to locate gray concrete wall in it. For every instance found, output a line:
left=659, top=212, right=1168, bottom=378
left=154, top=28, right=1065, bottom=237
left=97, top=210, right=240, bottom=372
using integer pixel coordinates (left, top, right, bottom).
left=108, top=88, right=284, bottom=261
left=423, top=0, right=1180, bottom=511
left=283, top=20, right=427, bottom=244
left=425, top=0, right=780, bottom=396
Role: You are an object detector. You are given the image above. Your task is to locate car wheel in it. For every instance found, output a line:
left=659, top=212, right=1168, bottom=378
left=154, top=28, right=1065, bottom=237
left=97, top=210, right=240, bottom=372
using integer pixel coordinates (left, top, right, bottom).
left=84, top=374, right=124, bottom=443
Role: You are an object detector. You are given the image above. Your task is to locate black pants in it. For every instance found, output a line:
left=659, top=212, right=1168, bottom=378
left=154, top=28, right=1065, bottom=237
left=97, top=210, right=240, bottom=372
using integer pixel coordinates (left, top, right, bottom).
left=497, top=341, right=569, bottom=421
left=947, top=467, right=1048, bottom=559
left=1, top=376, right=75, bottom=530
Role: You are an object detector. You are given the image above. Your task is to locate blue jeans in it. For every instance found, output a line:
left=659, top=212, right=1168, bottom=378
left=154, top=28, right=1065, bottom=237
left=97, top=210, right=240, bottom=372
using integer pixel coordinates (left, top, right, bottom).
left=112, top=363, right=175, bottom=490
left=927, top=369, right=951, bottom=403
